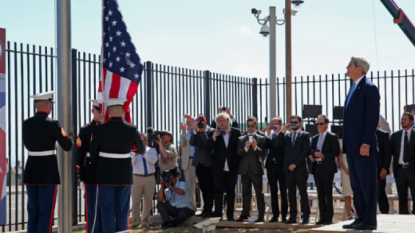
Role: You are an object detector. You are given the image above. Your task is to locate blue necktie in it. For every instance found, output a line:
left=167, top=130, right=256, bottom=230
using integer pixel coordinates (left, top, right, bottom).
left=345, top=82, right=356, bottom=107
left=142, top=156, right=148, bottom=176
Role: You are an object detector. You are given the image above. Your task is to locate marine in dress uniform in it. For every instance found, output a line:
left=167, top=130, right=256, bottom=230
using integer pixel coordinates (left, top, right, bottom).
left=22, top=91, right=72, bottom=233
left=76, top=100, right=103, bottom=233
left=89, top=99, right=145, bottom=233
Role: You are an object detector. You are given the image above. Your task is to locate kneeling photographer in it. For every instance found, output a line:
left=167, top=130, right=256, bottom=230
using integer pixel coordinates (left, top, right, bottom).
left=157, top=168, right=193, bottom=229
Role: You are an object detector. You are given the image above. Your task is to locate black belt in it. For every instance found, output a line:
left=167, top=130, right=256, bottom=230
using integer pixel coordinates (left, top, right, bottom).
left=134, top=173, right=154, bottom=177
left=398, top=164, right=409, bottom=169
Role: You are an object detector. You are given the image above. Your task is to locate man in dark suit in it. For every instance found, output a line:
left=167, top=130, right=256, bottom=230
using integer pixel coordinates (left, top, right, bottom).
left=309, top=115, right=340, bottom=225
left=265, top=117, right=288, bottom=222
left=206, top=113, right=241, bottom=220
left=342, top=56, right=380, bottom=230
left=189, top=115, right=215, bottom=218
left=390, top=112, right=415, bottom=215
left=274, top=115, right=311, bottom=224
left=376, top=124, right=392, bottom=214
left=236, top=116, right=266, bottom=222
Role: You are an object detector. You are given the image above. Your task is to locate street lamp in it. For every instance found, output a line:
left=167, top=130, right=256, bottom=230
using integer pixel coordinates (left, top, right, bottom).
left=252, top=0, right=304, bottom=123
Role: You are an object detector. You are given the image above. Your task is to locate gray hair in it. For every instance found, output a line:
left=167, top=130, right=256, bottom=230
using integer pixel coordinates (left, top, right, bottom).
left=215, top=113, right=231, bottom=123
left=351, top=56, right=370, bottom=75
left=271, top=116, right=283, bottom=124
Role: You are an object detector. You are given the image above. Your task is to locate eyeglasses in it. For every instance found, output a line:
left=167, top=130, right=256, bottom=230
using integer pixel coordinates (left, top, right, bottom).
left=316, top=123, right=325, bottom=126
left=290, top=121, right=299, bottom=124
left=247, top=125, right=256, bottom=128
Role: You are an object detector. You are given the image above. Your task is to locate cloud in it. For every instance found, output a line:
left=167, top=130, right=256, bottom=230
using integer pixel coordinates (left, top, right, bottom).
left=239, top=25, right=252, bottom=35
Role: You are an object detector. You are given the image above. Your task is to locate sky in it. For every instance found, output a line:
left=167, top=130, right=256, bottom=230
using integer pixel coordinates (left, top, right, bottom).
left=1, top=0, right=414, bottom=80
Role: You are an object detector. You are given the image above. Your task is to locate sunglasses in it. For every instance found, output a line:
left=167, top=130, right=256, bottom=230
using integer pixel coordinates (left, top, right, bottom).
left=317, top=123, right=325, bottom=126
left=247, top=125, right=256, bottom=128
left=290, top=121, right=299, bottom=124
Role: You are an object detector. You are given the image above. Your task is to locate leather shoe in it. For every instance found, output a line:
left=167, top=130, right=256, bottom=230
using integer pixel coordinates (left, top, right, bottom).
left=254, top=217, right=264, bottom=222
left=285, top=218, right=297, bottom=224
left=162, top=222, right=175, bottom=230
left=353, top=222, right=377, bottom=230
left=343, top=220, right=361, bottom=229
left=201, top=213, right=212, bottom=218
left=161, top=221, right=170, bottom=228
left=269, top=216, right=279, bottom=222
left=281, top=218, right=287, bottom=223
left=236, top=216, right=247, bottom=222
left=302, top=220, right=309, bottom=225
left=315, top=219, right=326, bottom=225
left=325, top=220, right=333, bottom=225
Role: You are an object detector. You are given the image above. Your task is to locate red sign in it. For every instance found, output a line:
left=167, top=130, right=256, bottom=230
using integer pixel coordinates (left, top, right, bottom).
left=0, top=28, right=5, bottom=73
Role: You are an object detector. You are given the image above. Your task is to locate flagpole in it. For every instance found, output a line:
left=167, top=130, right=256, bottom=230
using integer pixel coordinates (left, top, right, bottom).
left=101, top=0, right=106, bottom=122
left=56, top=0, right=72, bottom=232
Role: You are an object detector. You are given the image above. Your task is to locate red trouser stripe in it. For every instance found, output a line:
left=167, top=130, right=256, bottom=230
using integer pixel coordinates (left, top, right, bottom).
left=49, top=185, right=57, bottom=233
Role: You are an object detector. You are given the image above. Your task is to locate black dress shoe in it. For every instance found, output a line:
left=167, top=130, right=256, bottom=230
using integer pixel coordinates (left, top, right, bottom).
left=228, top=217, right=236, bottom=221
left=161, top=221, right=170, bottom=228
left=162, top=222, right=176, bottom=230
left=269, top=216, right=279, bottom=222
left=285, top=218, right=297, bottom=224
left=302, top=220, right=309, bottom=225
left=353, top=222, right=377, bottom=230
left=315, top=219, right=326, bottom=225
left=281, top=218, right=287, bottom=223
left=236, top=216, right=247, bottom=222
left=254, top=217, right=264, bottom=222
left=201, top=213, right=212, bottom=218
left=343, top=220, right=361, bottom=229
left=325, top=220, right=333, bottom=225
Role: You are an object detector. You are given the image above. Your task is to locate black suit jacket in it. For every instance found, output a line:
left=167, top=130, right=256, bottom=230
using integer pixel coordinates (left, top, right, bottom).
left=206, top=127, right=241, bottom=173
left=376, top=128, right=392, bottom=174
left=309, top=131, right=340, bottom=174
left=237, top=134, right=266, bottom=175
left=390, top=128, right=415, bottom=174
left=265, top=132, right=285, bottom=171
left=274, top=130, right=311, bottom=173
left=190, top=126, right=214, bottom=167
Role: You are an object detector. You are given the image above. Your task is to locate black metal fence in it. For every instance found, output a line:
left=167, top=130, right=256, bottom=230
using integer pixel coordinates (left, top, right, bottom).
left=2, top=41, right=414, bottom=231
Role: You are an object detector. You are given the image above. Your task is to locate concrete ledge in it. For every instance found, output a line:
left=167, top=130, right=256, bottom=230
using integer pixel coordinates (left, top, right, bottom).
left=149, top=214, right=203, bottom=227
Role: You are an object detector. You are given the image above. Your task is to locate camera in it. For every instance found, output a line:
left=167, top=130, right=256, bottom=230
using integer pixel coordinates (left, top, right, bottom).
left=260, top=24, right=270, bottom=37
left=270, top=126, right=277, bottom=130
left=222, top=107, right=227, bottom=111
left=146, top=127, right=163, bottom=148
left=197, top=114, right=205, bottom=129
left=290, top=124, right=297, bottom=129
left=160, top=170, right=173, bottom=183
left=291, top=0, right=304, bottom=6
left=251, top=8, right=261, bottom=15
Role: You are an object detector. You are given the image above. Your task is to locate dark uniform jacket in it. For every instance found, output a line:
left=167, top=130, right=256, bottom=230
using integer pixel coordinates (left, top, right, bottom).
left=237, top=133, right=266, bottom=175
left=309, top=132, right=340, bottom=174
left=89, top=117, right=145, bottom=185
left=22, top=112, right=72, bottom=184
left=76, top=120, right=101, bottom=184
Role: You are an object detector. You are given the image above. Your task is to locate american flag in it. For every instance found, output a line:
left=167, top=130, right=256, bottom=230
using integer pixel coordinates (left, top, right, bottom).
left=98, top=0, right=144, bottom=123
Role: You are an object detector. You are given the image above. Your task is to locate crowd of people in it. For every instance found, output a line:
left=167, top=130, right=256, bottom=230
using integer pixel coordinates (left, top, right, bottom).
left=20, top=56, right=415, bottom=233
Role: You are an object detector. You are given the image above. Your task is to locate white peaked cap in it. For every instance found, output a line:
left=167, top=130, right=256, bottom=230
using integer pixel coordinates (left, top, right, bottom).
left=89, top=99, right=99, bottom=107
left=103, top=99, right=127, bottom=107
left=30, top=91, right=55, bottom=102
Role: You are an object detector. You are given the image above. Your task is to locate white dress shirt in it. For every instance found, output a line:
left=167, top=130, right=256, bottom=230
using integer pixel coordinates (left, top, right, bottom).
left=131, top=147, right=158, bottom=175
left=353, top=75, right=365, bottom=90
left=399, top=129, right=411, bottom=165
left=316, top=131, right=327, bottom=161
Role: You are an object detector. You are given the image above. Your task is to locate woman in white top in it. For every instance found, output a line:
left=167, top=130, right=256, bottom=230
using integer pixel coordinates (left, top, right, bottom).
left=337, top=128, right=354, bottom=220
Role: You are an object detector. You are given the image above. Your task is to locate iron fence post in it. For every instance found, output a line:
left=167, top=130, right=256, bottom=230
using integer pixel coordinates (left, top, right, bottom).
left=252, top=78, right=258, bottom=119
left=71, top=48, right=78, bottom=225
left=146, top=61, right=153, bottom=128
left=204, top=70, right=211, bottom=123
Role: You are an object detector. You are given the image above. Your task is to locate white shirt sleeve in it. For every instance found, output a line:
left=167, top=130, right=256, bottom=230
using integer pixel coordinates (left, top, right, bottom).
left=143, top=148, right=158, bottom=164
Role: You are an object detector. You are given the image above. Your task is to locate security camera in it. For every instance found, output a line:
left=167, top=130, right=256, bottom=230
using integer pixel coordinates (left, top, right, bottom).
left=251, top=8, right=262, bottom=15
left=291, top=0, right=304, bottom=8
left=260, top=24, right=269, bottom=37
left=283, top=8, right=298, bottom=16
